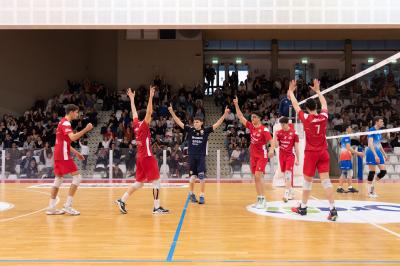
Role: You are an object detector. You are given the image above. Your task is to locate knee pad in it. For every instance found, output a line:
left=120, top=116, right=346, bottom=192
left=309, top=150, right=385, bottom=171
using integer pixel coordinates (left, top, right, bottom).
left=367, top=171, right=376, bottom=182
left=152, top=179, right=161, bottom=190
left=131, top=182, right=144, bottom=189
left=321, top=179, right=333, bottom=189
left=190, top=175, right=197, bottom=183
left=198, top=172, right=205, bottom=180
left=71, top=174, right=82, bottom=186
left=377, top=170, right=387, bottom=180
left=284, top=171, right=292, bottom=182
left=303, top=179, right=312, bottom=190
left=53, top=177, right=63, bottom=188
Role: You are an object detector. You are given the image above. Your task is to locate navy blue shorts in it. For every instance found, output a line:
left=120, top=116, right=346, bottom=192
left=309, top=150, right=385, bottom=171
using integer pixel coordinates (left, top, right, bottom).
left=189, top=155, right=206, bottom=177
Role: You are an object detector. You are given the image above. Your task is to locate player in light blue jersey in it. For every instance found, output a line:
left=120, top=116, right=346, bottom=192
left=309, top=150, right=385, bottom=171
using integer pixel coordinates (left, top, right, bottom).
left=337, top=125, right=364, bottom=194
left=365, top=117, right=388, bottom=198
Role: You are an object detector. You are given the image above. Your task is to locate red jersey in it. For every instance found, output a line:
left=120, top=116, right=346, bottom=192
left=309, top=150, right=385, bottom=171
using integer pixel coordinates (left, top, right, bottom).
left=54, top=117, right=73, bottom=161
left=276, top=129, right=299, bottom=154
left=246, top=121, right=272, bottom=159
left=298, top=109, right=328, bottom=151
left=133, top=118, right=153, bottom=158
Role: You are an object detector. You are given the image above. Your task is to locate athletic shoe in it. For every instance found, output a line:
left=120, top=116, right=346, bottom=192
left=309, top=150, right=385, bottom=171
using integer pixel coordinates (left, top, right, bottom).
left=62, top=206, right=80, bottom=216
left=327, top=207, right=338, bottom=221
left=348, top=187, right=359, bottom=193
left=254, top=197, right=266, bottom=209
left=153, top=206, right=170, bottom=214
left=291, top=205, right=307, bottom=216
left=198, top=195, right=205, bottom=204
left=45, top=208, right=65, bottom=215
left=336, top=187, right=346, bottom=193
left=368, top=193, right=378, bottom=198
left=190, top=193, right=198, bottom=203
left=115, top=199, right=127, bottom=214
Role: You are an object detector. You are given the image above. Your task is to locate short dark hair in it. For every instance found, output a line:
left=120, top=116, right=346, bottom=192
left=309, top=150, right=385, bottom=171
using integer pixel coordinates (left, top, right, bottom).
left=193, top=116, right=204, bottom=122
left=251, top=111, right=262, bottom=118
left=305, top=98, right=317, bottom=111
left=65, top=104, right=79, bottom=114
left=374, top=116, right=383, bottom=124
left=279, top=116, right=289, bottom=124
left=138, top=109, right=147, bottom=121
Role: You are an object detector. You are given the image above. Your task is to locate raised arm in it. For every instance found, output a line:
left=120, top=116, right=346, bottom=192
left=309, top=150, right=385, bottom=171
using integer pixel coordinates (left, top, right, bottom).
left=309, top=79, right=327, bottom=110
left=232, top=96, right=248, bottom=126
left=168, top=103, right=184, bottom=129
left=68, top=123, right=93, bottom=142
left=212, top=106, right=230, bottom=130
left=287, top=80, right=301, bottom=113
left=127, top=88, right=138, bottom=119
left=144, top=85, right=156, bottom=124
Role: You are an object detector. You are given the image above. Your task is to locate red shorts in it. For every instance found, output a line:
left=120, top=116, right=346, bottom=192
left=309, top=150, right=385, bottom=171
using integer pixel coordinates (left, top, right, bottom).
left=54, top=160, right=78, bottom=176
left=250, top=156, right=268, bottom=174
left=303, top=149, right=330, bottom=177
left=279, top=152, right=295, bottom=172
left=136, top=156, right=160, bottom=182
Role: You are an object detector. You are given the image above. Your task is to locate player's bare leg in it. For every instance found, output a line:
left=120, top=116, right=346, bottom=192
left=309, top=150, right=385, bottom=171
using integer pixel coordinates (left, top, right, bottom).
left=254, top=171, right=266, bottom=209
left=320, top=172, right=338, bottom=221
left=116, top=181, right=144, bottom=214
left=283, top=171, right=293, bottom=202
left=189, top=175, right=198, bottom=203
left=199, top=172, right=205, bottom=204
left=62, top=171, right=82, bottom=215
left=46, top=175, right=65, bottom=215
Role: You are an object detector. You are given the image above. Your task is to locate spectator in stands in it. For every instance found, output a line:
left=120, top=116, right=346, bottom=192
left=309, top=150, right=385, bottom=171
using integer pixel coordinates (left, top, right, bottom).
left=230, top=145, right=243, bottom=172
left=24, top=158, right=38, bottom=178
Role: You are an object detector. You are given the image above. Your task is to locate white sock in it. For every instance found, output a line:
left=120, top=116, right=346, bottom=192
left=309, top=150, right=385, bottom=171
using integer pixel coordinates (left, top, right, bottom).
left=154, top=199, right=160, bottom=209
left=65, top=196, right=73, bottom=207
left=189, top=191, right=193, bottom=195
left=284, top=189, right=290, bottom=198
left=121, top=192, right=129, bottom=203
left=329, top=203, right=335, bottom=210
left=200, top=193, right=204, bottom=197
left=301, top=202, right=307, bottom=208
left=49, top=198, right=57, bottom=208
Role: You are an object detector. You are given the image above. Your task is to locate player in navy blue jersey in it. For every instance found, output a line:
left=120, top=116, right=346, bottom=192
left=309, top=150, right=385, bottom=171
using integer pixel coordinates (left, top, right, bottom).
left=168, top=104, right=230, bottom=204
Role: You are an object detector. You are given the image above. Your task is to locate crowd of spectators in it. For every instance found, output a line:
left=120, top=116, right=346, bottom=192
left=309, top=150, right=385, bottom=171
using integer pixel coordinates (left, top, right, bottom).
left=0, top=79, right=108, bottom=178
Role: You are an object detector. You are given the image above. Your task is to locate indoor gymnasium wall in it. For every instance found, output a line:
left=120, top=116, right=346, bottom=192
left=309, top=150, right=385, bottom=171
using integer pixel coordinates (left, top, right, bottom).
left=0, top=30, right=89, bottom=115
left=116, top=31, right=203, bottom=92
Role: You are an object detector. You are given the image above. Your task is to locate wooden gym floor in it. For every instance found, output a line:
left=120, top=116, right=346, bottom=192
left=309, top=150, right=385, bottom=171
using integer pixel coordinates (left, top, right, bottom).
left=0, top=181, right=399, bottom=266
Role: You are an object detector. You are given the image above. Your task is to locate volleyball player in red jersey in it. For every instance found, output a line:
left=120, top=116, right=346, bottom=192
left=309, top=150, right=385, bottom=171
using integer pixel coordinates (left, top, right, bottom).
left=269, top=117, right=299, bottom=203
left=116, top=86, right=169, bottom=215
left=287, top=79, right=338, bottom=221
left=233, top=96, right=274, bottom=209
left=46, top=104, right=93, bottom=216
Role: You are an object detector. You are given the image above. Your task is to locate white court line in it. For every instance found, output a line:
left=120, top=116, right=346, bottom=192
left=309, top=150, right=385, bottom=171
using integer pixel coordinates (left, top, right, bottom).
left=0, top=188, right=59, bottom=223
left=294, top=188, right=400, bottom=239
left=298, top=52, right=400, bottom=105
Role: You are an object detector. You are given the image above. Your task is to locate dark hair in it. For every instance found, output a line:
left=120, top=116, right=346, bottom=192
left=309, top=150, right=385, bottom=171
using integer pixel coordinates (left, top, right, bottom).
left=251, top=111, right=262, bottom=118
left=343, top=124, right=351, bottom=131
left=138, top=109, right=147, bottom=121
left=193, top=116, right=204, bottom=122
left=279, top=116, right=289, bottom=124
left=373, top=116, right=383, bottom=124
left=65, top=104, right=79, bottom=114
left=305, top=99, right=317, bottom=111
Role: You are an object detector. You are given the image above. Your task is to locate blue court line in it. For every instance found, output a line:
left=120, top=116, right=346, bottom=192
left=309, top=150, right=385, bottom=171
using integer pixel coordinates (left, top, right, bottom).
left=0, top=260, right=400, bottom=264
left=166, top=194, right=190, bottom=262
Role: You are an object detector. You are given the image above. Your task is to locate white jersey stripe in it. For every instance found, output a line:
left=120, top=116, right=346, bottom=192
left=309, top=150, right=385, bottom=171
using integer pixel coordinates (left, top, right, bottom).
left=146, top=137, right=151, bottom=156
left=63, top=140, right=68, bottom=160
